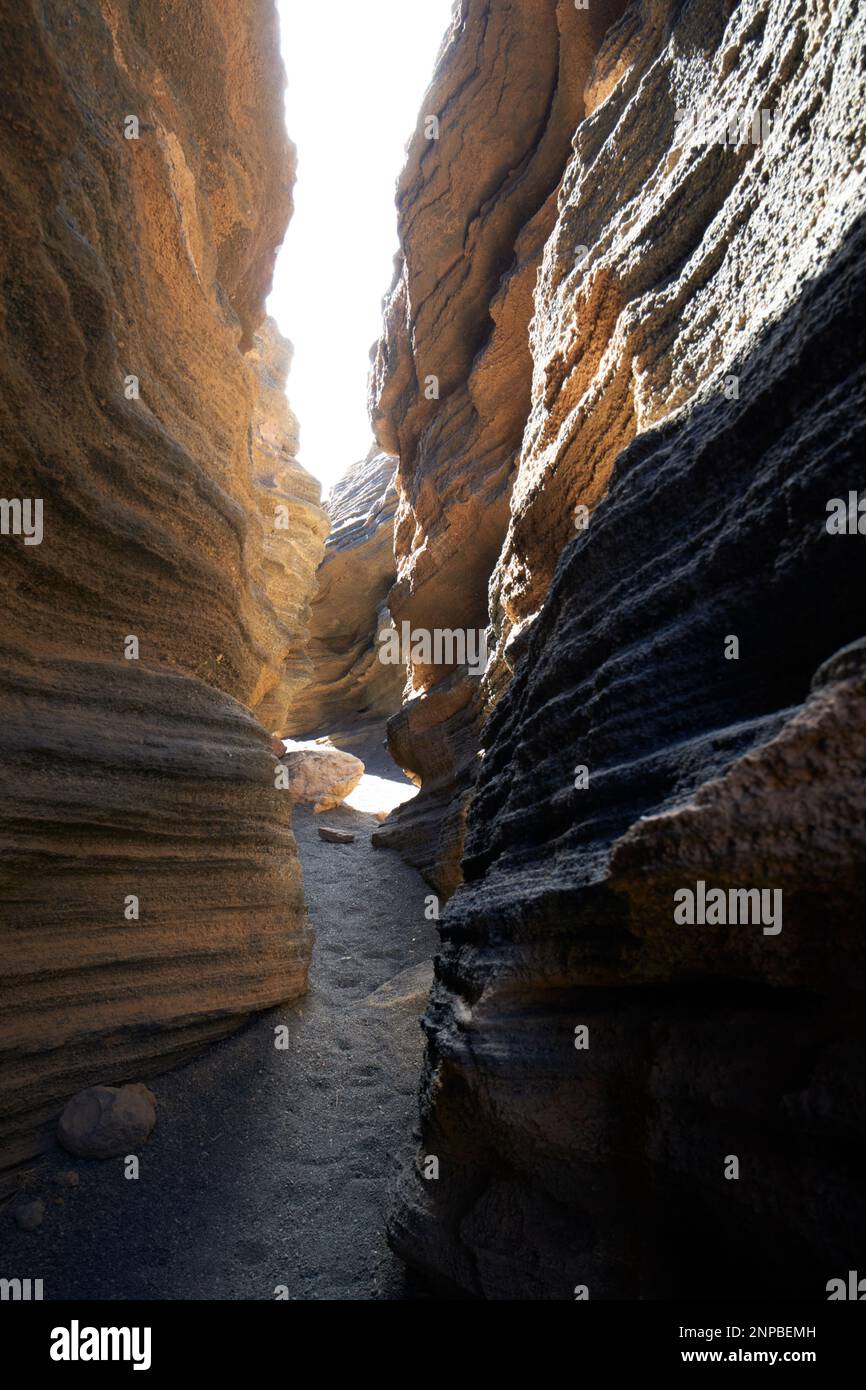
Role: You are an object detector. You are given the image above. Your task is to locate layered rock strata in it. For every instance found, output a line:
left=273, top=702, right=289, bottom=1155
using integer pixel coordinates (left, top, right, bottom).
left=249, top=320, right=331, bottom=732
left=370, top=0, right=628, bottom=890
left=382, top=0, right=866, bottom=1296
left=372, top=671, right=482, bottom=898
left=285, top=449, right=403, bottom=740
left=0, top=0, right=321, bottom=1176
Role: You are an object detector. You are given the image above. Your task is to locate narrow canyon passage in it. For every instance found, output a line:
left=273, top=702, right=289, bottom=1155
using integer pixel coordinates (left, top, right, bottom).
left=2, top=0, right=865, bottom=1321
left=2, top=731, right=434, bottom=1300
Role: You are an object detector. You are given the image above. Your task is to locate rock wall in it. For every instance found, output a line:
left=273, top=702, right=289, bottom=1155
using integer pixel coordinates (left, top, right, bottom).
left=380, top=0, right=866, bottom=1296
left=0, top=0, right=323, bottom=1176
left=249, top=319, right=330, bottom=732
left=285, top=449, right=403, bottom=741
left=370, top=0, right=628, bottom=890
left=371, top=672, right=483, bottom=898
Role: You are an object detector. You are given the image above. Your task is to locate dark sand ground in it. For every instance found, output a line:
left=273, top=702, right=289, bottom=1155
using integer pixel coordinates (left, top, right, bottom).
left=1, top=732, right=436, bottom=1299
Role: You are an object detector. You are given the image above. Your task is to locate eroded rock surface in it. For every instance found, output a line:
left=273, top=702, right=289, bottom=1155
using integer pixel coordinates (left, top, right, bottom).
left=285, top=449, right=403, bottom=739
left=372, top=671, right=482, bottom=898
left=0, top=0, right=320, bottom=1177
left=381, top=0, right=866, bottom=1297
left=279, top=742, right=365, bottom=814
left=249, top=320, right=331, bottom=732
left=370, top=0, right=627, bottom=891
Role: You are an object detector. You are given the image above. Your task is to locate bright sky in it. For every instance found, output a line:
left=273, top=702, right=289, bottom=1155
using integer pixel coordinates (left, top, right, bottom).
left=268, top=0, right=455, bottom=496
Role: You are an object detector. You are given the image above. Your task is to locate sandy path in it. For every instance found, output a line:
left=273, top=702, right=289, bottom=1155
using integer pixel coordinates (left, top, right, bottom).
left=2, top=734, right=436, bottom=1299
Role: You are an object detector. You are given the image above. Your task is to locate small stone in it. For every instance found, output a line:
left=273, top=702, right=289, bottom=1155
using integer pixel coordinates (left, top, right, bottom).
left=318, top=826, right=355, bottom=844
left=58, top=1083, right=157, bottom=1159
left=14, top=1199, right=45, bottom=1231
left=53, top=1170, right=79, bottom=1187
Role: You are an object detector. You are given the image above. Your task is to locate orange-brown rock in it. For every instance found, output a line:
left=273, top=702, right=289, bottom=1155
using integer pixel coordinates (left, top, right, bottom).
left=373, top=0, right=866, bottom=903
left=0, top=0, right=321, bottom=1178
left=370, top=0, right=627, bottom=676
left=373, top=670, right=482, bottom=899
left=369, top=0, right=627, bottom=891
left=285, top=449, right=403, bottom=739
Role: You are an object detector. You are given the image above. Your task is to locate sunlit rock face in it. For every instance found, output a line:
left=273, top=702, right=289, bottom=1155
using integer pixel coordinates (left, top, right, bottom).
left=382, top=0, right=866, bottom=1296
left=370, top=0, right=628, bottom=893
left=0, top=0, right=321, bottom=1176
left=285, top=449, right=403, bottom=739
left=249, top=319, right=330, bottom=733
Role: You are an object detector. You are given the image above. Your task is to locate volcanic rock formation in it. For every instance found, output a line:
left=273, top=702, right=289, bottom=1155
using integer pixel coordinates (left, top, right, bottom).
left=374, top=0, right=866, bottom=1296
left=0, top=0, right=322, bottom=1177
left=285, top=449, right=403, bottom=741
left=370, top=0, right=628, bottom=890
left=371, top=670, right=483, bottom=898
left=249, top=320, right=331, bottom=731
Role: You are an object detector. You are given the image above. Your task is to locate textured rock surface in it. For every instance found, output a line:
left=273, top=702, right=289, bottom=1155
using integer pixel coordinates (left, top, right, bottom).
left=0, top=0, right=319, bottom=1177
left=248, top=320, right=330, bottom=733
left=384, top=0, right=866, bottom=1297
left=58, top=1083, right=157, bottom=1159
left=370, top=0, right=628, bottom=682
left=279, top=742, right=365, bottom=814
left=285, top=449, right=403, bottom=739
left=369, top=0, right=628, bottom=890
left=372, top=671, right=482, bottom=898
left=0, top=732, right=435, bottom=1300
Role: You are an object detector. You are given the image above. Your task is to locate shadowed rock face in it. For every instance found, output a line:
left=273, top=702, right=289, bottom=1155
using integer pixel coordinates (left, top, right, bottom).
left=382, top=0, right=866, bottom=1297
left=372, top=671, right=482, bottom=898
left=285, top=449, right=403, bottom=739
left=0, top=0, right=322, bottom=1175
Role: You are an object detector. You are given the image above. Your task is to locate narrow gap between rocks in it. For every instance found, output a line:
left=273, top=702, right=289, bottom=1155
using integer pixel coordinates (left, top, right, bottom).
left=8, top=729, right=435, bottom=1299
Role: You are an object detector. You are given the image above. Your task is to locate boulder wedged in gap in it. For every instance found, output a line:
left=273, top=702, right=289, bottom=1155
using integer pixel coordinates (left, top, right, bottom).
left=279, top=741, right=365, bottom=813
